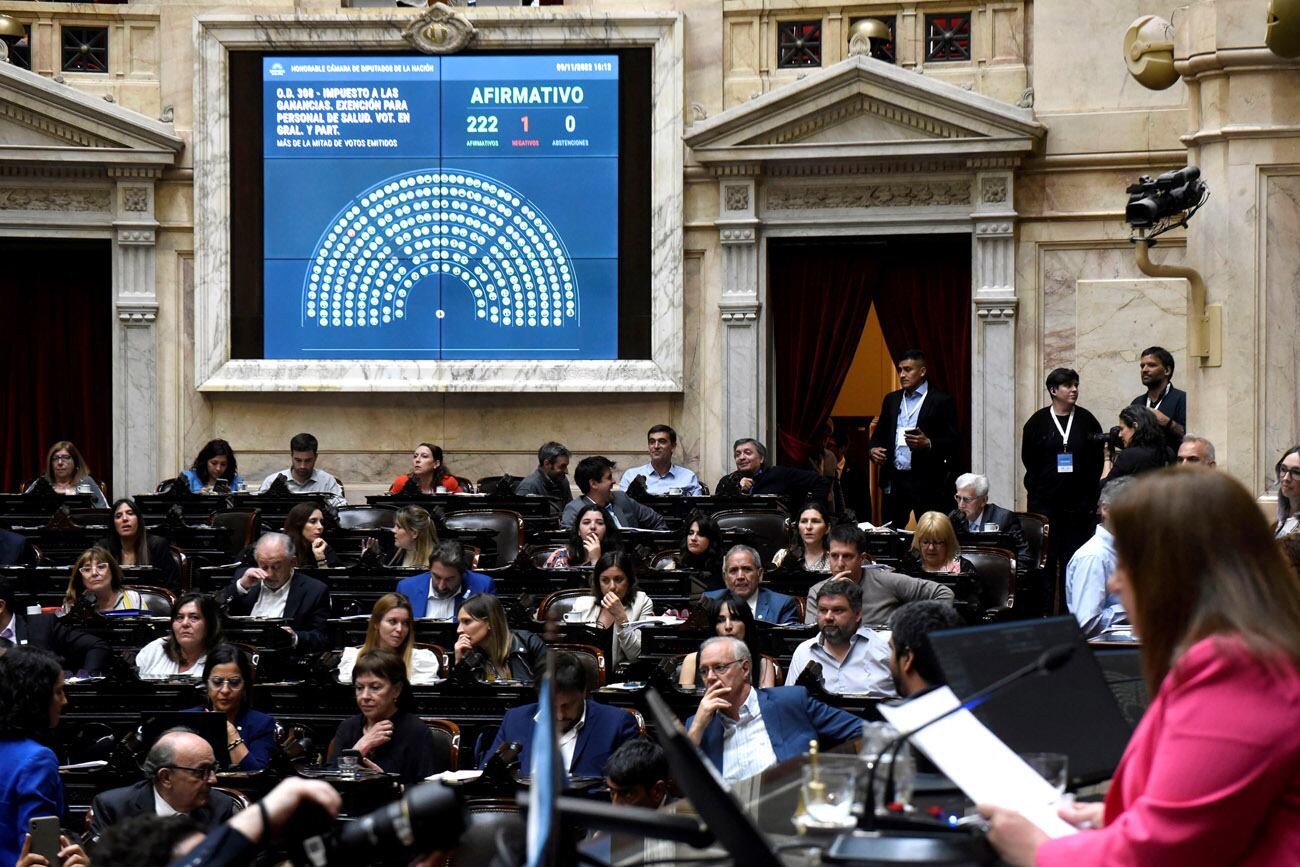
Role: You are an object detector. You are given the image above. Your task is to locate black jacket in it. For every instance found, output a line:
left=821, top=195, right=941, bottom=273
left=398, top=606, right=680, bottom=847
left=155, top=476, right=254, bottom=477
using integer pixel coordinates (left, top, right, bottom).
left=88, top=780, right=239, bottom=842
left=869, top=385, right=961, bottom=486
left=222, top=572, right=331, bottom=653
left=1021, top=405, right=1105, bottom=515
left=0, top=528, right=35, bottom=566
left=13, top=612, right=112, bottom=673
left=948, top=503, right=1031, bottom=567
left=716, top=465, right=831, bottom=505
left=1105, top=444, right=1175, bottom=483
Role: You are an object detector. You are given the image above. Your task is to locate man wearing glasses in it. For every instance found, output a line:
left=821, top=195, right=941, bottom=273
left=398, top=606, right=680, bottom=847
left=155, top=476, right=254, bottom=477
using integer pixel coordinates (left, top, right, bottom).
left=685, top=636, right=863, bottom=782
left=87, top=729, right=239, bottom=841
left=947, top=472, right=1030, bottom=566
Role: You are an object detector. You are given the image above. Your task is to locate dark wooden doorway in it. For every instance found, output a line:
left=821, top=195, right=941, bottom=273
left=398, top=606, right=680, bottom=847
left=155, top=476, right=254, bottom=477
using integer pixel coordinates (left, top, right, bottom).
left=0, top=239, right=113, bottom=495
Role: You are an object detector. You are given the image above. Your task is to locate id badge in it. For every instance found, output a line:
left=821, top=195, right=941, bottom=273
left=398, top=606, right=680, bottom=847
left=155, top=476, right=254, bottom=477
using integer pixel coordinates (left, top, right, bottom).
left=1057, top=453, right=1074, bottom=473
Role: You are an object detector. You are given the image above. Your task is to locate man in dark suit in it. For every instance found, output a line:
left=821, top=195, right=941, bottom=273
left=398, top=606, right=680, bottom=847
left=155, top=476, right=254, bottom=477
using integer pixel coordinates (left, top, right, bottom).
left=869, top=349, right=961, bottom=528
left=715, top=438, right=831, bottom=505
left=948, top=472, right=1030, bottom=566
left=701, top=544, right=801, bottom=624
left=223, top=533, right=330, bottom=653
left=515, top=441, right=573, bottom=513
left=396, top=540, right=497, bottom=620
left=1130, top=345, right=1186, bottom=448
left=686, top=636, right=862, bottom=782
left=560, top=456, right=668, bottom=531
left=482, top=653, right=639, bottom=777
left=0, top=577, right=110, bottom=672
left=88, top=729, right=240, bottom=842
left=0, top=528, right=35, bottom=566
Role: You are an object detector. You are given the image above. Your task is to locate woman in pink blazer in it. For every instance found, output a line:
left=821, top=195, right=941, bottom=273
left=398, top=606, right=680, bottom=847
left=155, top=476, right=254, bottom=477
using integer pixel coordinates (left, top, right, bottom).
left=980, top=467, right=1300, bottom=867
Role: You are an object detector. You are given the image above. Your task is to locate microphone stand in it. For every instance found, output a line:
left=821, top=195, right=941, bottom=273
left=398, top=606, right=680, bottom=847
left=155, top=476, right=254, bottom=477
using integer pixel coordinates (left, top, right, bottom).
left=861, top=643, right=1075, bottom=831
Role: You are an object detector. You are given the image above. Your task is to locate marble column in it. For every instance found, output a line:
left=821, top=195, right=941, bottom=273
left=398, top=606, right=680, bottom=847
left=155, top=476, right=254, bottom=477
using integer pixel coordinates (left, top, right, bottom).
left=971, top=170, right=1018, bottom=506
left=716, top=175, right=763, bottom=468
left=111, top=172, right=161, bottom=499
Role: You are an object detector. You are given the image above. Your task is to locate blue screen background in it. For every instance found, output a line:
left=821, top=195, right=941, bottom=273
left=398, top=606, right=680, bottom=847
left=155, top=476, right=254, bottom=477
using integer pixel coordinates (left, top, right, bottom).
left=262, top=55, right=619, bottom=360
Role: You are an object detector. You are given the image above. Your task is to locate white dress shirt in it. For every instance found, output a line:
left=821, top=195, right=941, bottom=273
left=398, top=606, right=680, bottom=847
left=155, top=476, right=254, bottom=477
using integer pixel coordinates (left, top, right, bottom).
left=424, top=586, right=456, bottom=621
left=535, top=703, right=587, bottom=772
left=153, top=787, right=180, bottom=817
left=785, top=626, right=895, bottom=695
left=720, top=687, right=778, bottom=782
left=135, top=637, right=206, bottom=680
left=249, top=578, right=293, bottom=619
left=336, top=646, right=441, bottom=685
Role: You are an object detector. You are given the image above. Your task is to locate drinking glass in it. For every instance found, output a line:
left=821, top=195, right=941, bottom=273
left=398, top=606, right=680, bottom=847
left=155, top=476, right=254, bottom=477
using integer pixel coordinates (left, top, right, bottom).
left=1020, top=752, right=1068, bottom=794
left=796, top=765, right=858, bottom=830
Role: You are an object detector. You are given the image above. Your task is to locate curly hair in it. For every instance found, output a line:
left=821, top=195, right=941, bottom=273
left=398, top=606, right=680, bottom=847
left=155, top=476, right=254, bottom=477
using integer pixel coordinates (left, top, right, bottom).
left=0, top=645, right=62, bottom=739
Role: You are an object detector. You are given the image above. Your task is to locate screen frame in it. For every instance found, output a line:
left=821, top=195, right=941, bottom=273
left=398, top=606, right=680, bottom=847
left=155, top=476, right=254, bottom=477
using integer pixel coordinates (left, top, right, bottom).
left=193, top=10, right=683, bottom=393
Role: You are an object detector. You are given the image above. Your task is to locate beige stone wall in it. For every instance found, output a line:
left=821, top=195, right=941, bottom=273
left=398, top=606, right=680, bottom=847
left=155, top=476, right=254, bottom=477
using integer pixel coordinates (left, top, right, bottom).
left=5, top=0, right=1297, bottom=498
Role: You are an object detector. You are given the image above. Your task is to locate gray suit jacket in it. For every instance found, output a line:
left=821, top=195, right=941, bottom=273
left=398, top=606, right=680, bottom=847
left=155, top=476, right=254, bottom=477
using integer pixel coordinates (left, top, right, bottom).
left=560, top=493, right=668, bottom=531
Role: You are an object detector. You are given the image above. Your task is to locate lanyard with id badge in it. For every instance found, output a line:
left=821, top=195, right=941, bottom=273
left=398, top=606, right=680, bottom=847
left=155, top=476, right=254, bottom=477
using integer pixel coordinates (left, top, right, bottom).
left=1052, top=409, right=1075, bottom=473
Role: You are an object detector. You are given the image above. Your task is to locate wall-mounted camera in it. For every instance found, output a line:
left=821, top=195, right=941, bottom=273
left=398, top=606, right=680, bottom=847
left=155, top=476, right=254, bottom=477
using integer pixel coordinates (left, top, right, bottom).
left=1125, top=166, right=1208, bottom=237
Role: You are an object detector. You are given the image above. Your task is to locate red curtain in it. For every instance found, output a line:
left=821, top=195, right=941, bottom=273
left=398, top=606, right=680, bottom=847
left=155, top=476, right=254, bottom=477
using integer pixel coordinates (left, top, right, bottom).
left=772, top=234, right=971, bottom=470
left=0, top=240, right=113, bottom=494
left=769, top=241, right=877, bottom=466
left=872, top=234, right=972, bottom=468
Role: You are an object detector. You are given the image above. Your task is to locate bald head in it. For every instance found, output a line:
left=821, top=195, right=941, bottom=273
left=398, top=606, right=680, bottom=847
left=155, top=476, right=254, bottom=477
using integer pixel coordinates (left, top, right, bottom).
left=147, top=730, right=216, bottom=813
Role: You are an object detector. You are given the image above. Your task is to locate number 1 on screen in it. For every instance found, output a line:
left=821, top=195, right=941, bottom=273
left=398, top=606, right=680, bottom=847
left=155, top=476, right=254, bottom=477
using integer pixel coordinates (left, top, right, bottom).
left=521, top=115, right=529, bottom=133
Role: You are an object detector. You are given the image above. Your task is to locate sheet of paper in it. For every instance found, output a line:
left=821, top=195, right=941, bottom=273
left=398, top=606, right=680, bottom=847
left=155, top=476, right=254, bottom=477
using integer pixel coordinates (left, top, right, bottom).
left=878, top=686, right=1078, bottom=838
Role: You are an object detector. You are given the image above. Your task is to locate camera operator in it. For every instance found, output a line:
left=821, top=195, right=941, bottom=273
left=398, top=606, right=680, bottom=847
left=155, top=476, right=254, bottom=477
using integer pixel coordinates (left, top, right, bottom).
left=1103, top=405, right=1175, bottom=484
left=1021, top=368, right=1105, bottom=596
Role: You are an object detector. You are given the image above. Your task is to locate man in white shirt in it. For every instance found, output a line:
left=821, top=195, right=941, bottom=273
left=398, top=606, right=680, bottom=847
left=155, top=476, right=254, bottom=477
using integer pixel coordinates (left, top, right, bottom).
left=225, top=533, right=331, bottom=652
left=257, top=432, right=346, bottom=507
left=618, top=425, right=703, bottom=495
left=1066, top=477, right=1133, bottom=637
left=88, top=730, right=239, bottom=841
left=786, top=579, right=894, bottom=695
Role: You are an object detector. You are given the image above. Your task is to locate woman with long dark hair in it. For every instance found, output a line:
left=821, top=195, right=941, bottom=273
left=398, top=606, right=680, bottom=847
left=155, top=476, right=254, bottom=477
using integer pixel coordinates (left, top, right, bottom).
left=96, top=498, right=181, bottom=592
left=1104, top=405, right=1175, bottom=482
left=566, top=551, right=655, bottom=661
left=0, top=647, right=69, bottom=865
left=980, top=468, right=1300, bottom=865
left=1273, top=444, right=1300, bottom=538
left=671, top=511, right=724, bottom=588
left=771, top=501, right=833, bottom=572
left=545, top=503, right=619, bottom=568
left=389, top=443, right=462, bottom=494
left=283, top=502, right=339, bottom=568
left=181, top=439, right=243, bottom=493
left=677, top=591, right=776, bottom=688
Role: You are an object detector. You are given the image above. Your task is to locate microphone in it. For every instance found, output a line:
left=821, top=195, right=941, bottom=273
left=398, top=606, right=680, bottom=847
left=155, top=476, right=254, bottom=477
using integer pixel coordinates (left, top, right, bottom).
left=863, top=642, right=1076, bottom=830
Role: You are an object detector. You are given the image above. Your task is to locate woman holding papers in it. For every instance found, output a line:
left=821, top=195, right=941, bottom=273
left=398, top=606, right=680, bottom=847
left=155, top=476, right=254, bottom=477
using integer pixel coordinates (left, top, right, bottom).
left=565, top=551, right=654, bottom=661
left=979, top=467, right=1300, bottom=866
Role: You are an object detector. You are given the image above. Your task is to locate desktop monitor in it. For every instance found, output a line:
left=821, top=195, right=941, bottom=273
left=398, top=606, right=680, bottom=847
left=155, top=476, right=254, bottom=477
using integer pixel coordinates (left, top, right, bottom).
left=927, top=616, right=1134, bottom=787
left=140, top=711, right=232, bottom=769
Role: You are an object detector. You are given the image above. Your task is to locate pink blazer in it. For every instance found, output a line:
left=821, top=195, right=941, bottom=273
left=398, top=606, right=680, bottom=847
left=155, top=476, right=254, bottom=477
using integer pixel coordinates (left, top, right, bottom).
left=1038, top=635, right=1300, bottom=866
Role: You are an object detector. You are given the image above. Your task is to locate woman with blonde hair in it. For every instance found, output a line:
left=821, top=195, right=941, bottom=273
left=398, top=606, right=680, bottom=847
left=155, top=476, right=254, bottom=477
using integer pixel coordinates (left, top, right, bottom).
left=336, top=593, right=440, bottom=685
left=453, top=593, right=544, bottom=682
left=903, top=511, right=973, bottom=575
left=63, top=547, right=142, bottom=612
left=28, top=441, right=107, bottom=507
left=980, top=468, right=1300, bottom=866
left=387, top=505, right=438, bottom=568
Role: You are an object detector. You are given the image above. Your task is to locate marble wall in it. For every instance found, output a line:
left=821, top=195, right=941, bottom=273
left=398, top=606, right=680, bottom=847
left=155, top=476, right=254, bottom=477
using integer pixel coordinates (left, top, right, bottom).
left=1262, top=173, right=1300, bottom=492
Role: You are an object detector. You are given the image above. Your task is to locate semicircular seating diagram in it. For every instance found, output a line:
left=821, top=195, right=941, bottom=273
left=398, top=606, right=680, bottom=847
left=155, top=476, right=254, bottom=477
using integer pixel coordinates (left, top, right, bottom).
left=302, top=169, right=579, bottom=330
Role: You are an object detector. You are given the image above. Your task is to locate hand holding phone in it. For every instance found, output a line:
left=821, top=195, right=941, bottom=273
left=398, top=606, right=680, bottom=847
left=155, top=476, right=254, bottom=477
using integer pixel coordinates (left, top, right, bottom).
left=28, top=816, right=62, bottom=867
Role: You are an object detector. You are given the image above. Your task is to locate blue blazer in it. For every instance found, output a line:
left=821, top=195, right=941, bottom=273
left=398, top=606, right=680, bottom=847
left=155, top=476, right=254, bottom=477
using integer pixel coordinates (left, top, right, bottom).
left=482, top=699, right=640, bottom=777
left=702, top=587, right=800, bottom=625
left=183, top=706, right=276, bottom=772
left=397, top=570, right=497, bottom=619
left=0, top=528, right=34, bottom=566
left=687, top=686, right=864, bottom=773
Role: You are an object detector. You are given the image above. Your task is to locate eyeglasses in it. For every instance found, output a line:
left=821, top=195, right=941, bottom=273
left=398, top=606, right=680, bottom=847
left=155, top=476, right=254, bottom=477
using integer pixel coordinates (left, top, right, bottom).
left=954, top=494, right=980, bottom=504
left=168, top=764, right=217, bottom=779
left=1280, top=467, right=1300, bottom=481
left=208, top=676, right=244, bottom=690
left=698, top=660, right=742, bottom=678
left=52, top=455, right=74, bottom=463
left=78, top=564, right=109, bottom=575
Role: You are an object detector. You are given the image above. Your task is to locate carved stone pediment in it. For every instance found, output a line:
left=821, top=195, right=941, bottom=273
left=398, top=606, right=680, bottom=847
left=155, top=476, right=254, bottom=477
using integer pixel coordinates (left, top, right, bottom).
left=685, top=54, right=1044, bottom=172
left=0, top=61, right=183, bottom=173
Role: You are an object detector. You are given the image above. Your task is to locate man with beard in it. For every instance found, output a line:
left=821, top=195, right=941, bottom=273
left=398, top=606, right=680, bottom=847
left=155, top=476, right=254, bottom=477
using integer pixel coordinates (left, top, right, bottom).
left=784, top=579, right=893, bottom=695
left=1129, top=346, right=1186, bottom=447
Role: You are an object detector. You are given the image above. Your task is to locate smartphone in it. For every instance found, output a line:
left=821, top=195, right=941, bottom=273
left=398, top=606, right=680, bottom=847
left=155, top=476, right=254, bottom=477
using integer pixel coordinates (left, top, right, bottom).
left=28, top=816, right=61, bottom=867
left=905, top=427, right=922, bottom=436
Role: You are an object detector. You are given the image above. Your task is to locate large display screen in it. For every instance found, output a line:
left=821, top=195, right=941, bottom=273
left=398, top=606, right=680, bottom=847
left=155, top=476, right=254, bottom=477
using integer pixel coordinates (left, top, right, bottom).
left=261, top=54, right=619, bottom=360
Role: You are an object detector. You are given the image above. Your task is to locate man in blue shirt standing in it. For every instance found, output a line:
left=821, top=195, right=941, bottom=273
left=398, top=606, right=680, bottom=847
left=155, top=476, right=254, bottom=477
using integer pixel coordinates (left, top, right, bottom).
left=619, top=425, right=702, bottom=495
left=1065, top=476, right=1134, bottom=637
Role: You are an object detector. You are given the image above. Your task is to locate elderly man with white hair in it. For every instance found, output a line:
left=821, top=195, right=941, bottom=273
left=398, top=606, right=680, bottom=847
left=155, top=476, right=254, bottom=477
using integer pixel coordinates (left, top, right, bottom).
left=947, top=472, right=1030, bottom=566
left=224, top=533, right=331, bottom=652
